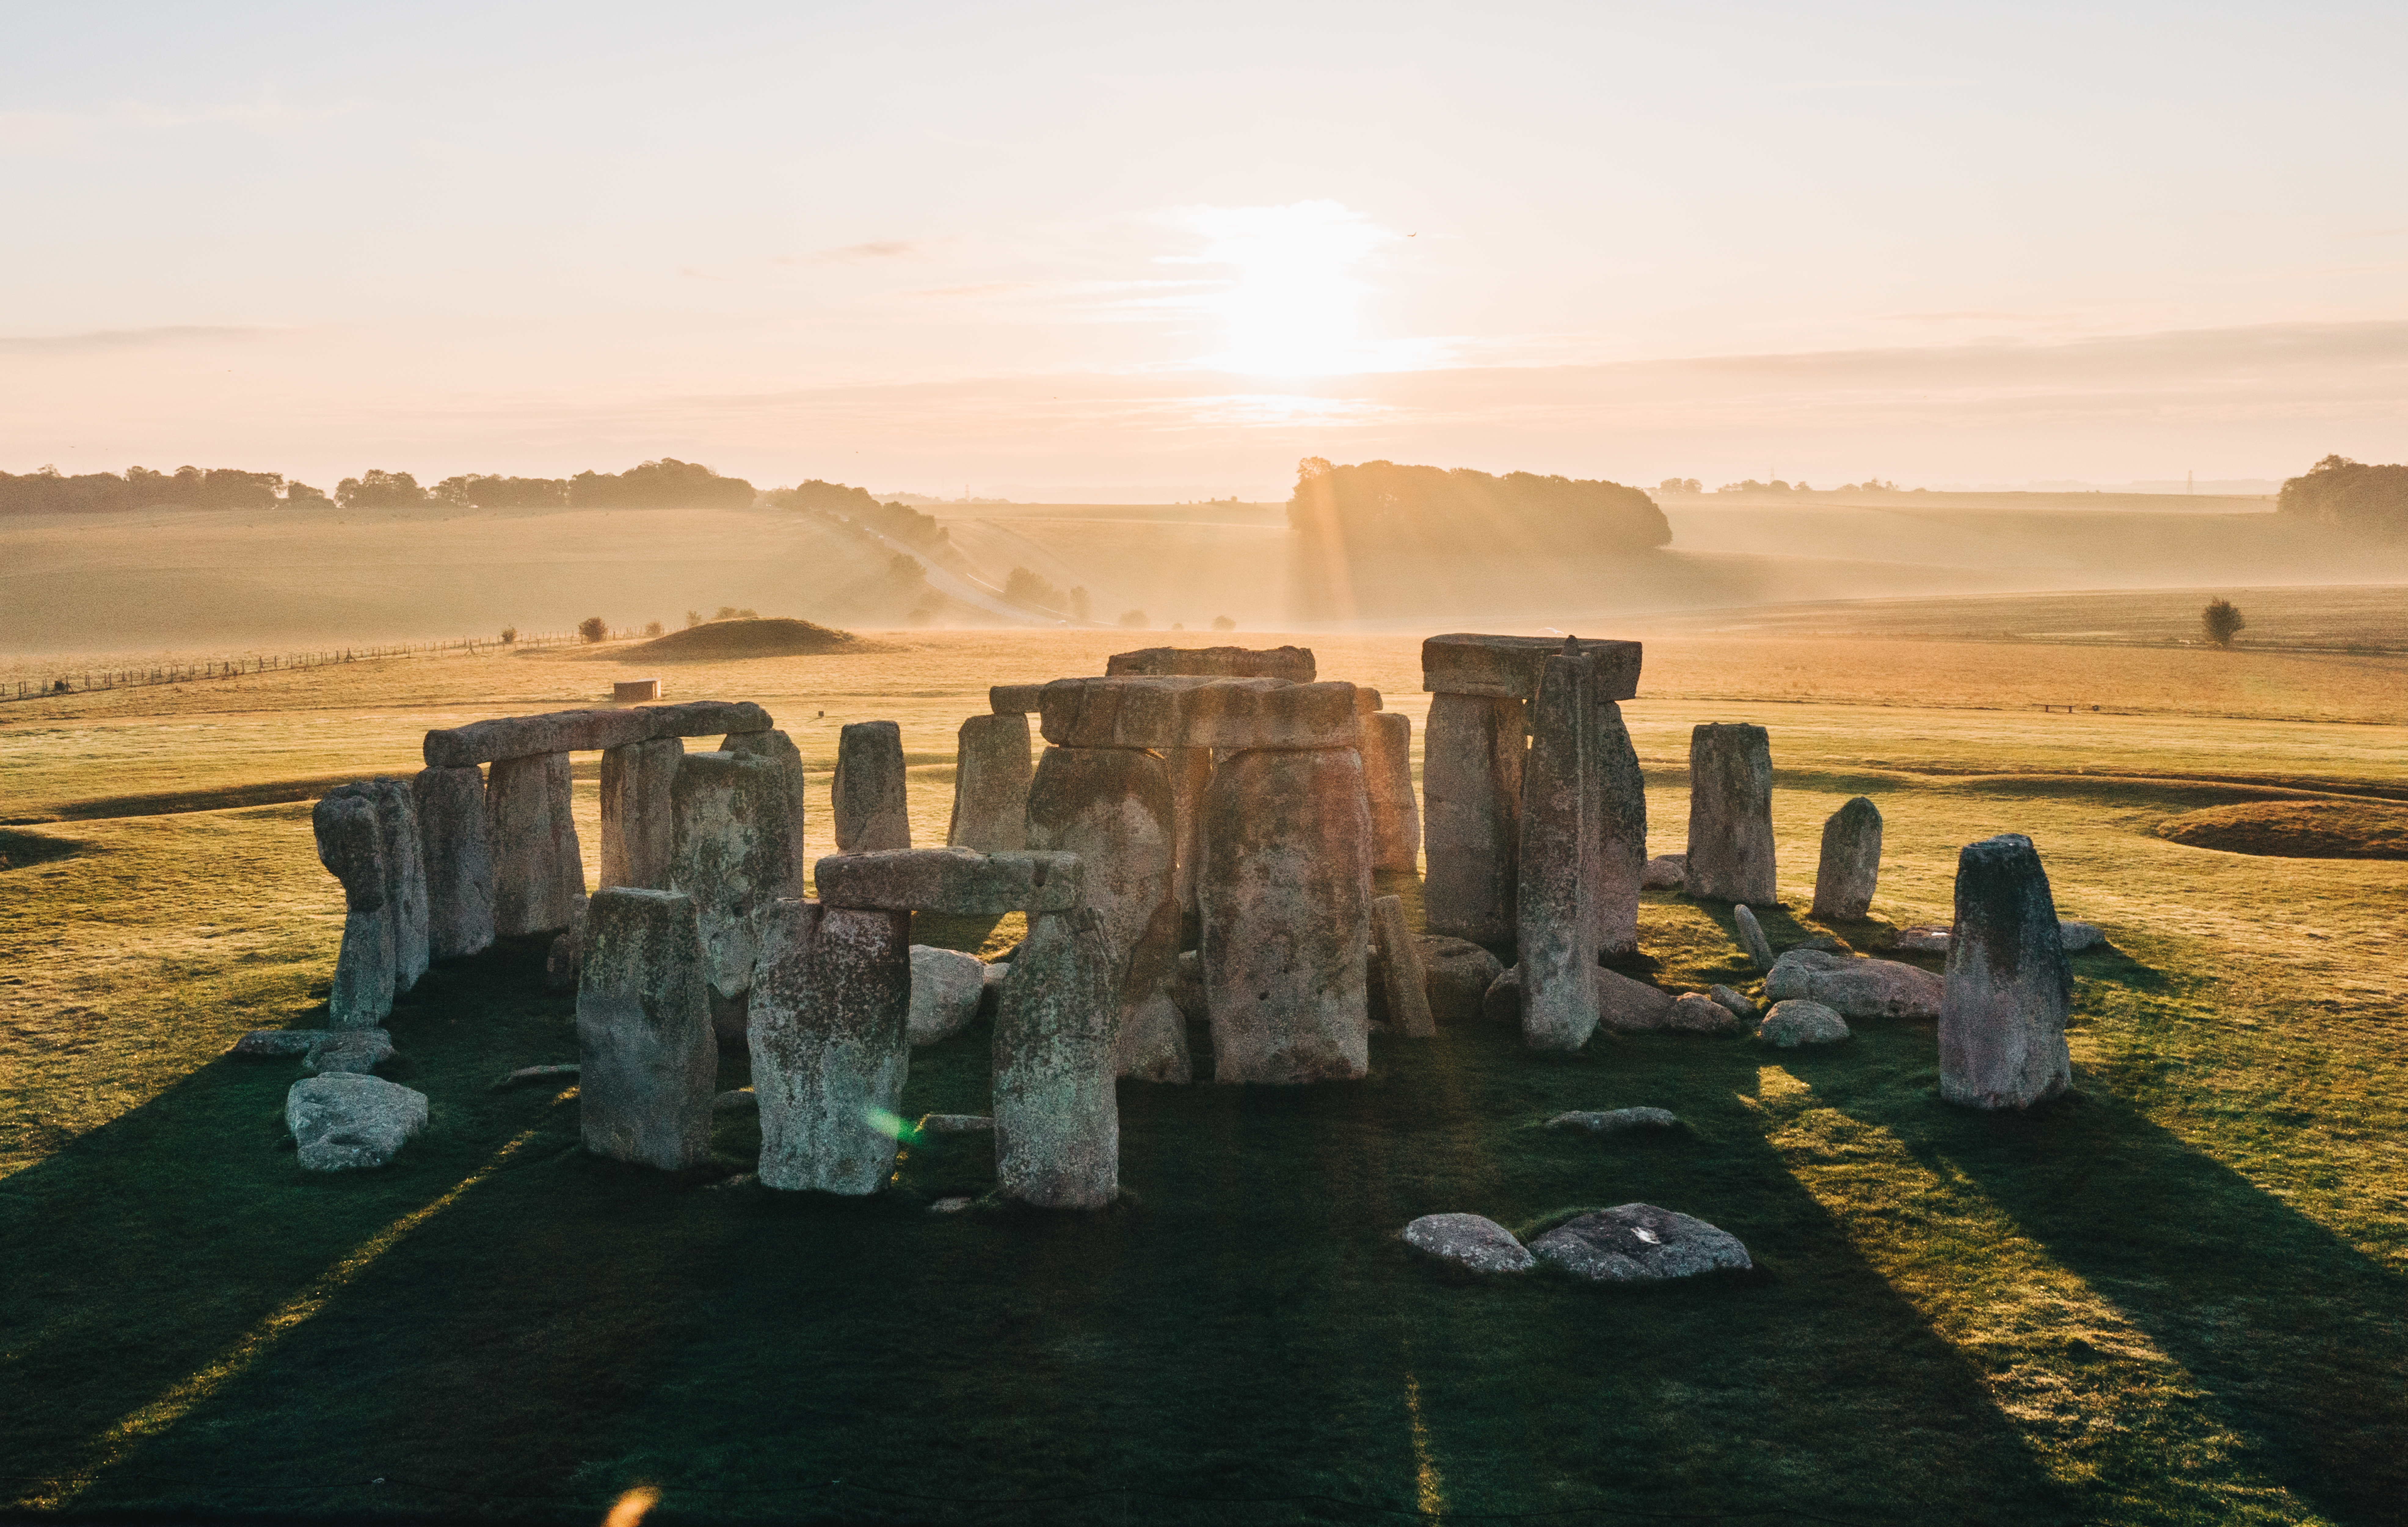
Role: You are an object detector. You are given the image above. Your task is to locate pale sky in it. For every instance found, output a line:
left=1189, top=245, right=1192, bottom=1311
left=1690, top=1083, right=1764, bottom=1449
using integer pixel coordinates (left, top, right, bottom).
left=4, top=1, right=2404, bottom=496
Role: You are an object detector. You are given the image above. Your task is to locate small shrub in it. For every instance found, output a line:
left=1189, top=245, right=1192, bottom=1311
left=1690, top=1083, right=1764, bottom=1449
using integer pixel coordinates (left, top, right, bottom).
left=1211, top=614, right=1236, bottom=631
left=52, top=676, right=71, bottom=694
left=499, top=626, right=518, bottom=645
left=577, top=615, right=608, bottom=643
left=2202, top=599, right=2246, bottom=648
left=686, top=609, right=702, bottom=628
left=643, top=621, right=663, bottom=637
left=1117, top=609, right=1148, bottom=629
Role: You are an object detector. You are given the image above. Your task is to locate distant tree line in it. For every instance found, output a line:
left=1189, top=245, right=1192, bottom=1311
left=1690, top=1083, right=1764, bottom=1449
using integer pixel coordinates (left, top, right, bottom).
left=769, top=478, right=951, bottom=552
left=0, top=464, right=319, bottom=514
left=2278, top=455, right=2408, bottom=537
left=0, top=458, right=760, bottom=515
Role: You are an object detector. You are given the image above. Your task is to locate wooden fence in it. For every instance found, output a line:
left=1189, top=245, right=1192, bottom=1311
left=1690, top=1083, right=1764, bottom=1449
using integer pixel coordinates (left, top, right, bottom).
left=2, top=628, right=599, bottom=702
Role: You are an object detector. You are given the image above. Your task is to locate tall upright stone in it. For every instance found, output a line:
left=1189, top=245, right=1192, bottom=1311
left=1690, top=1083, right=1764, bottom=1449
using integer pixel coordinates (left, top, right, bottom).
left=722, top=728, right=809, bottom=885
left=487, top=752, right=586, bottom=936
left=1369, top=893, right=1436, bottom=1038
left=413, top=764, right=493, bottom=958
left=1588, top=699, right=1646, bottom=959
left=1517, top=653, right=1599, bottom=1052
left=993, top=905, right=1120, bottom=1208
left=327, top=778, right=428, bottom=991
left=1025, top=746, right=1179, bottom=1068
left=1685, top=723, right=1774, bottom=904
left=946, top=713, right=1033, bottom=852
left=1423, top=693, right=1524, bottom=944
left=1165, top=745, right=1215, bottom=927
left=748, top=898, right=912, bottom=1194
left=575, top=888, right=715, bottom=1169
left=1199, top=747, right=1373, bottom=1083
left=314, top=792, right=393, bottom=1027
left=599, top=736, right=684, bottom=891
left=1812, top=796, right=1883, bottom=920
left=833, top=720, right=911, bottom=852
left=671, top=751, right=805, bottom=1044
left=1363, top=712, right=1421, bottom=874
left=1939, top=834, right=2073, bottom=1110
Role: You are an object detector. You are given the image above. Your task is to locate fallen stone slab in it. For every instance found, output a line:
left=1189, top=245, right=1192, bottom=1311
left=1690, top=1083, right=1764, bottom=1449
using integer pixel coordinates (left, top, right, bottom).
left=921, top=1113, right=995, bottom=1134
left=1597, top=967, right=1678, bottom=1032
left=304, top=1028, right=395, bottom=1075
left=989, top=683, right=1047, bottom=716
left=1666, top=992, right=1745, bottom=1035
left=1641, top=853, right=1687, bottom=890
left=1765, top=948, right=1943, bottom=1019
left=1402, top=1213, right=1536, bottom=1274
left=287, top=1073, right=427, bottom=1172
left=1709, top=985, right=1757, bottom=1021
left=1940, top=833, right=2074, bottom=1111
left=816, top=847, right=1084, bottom=915
left=1758, top=998, right=1850, bottom=1047
left=493, top=1062, right=579, bottom=1089
left=423, top=700, right=772, bottom=768
left=1421, top=634, right=1642, bottom=702
left=1417, top=936, right=1502, bottom=1024
left=908, top=944, right=988, bottom=1045
left=1036, top=676, right=1362, bottom=751
left=1732, top=904, right=1774, bottom=969
left=2058, top=920, right=2105, bottom=952
left=1529, top=1204, right=1752, bottom=1283
left=1547, top=1107, right=1679, bottom=1134
left=1105, top=644, right=1316, bottom=681
left=233, top=1029, right=323, bottom=1058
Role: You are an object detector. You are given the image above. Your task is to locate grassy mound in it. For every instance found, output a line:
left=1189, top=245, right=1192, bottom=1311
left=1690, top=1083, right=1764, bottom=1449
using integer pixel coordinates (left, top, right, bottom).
left=2155, top=798, right=2408, bottom=858
left=627, top=616, right=855, bottom=661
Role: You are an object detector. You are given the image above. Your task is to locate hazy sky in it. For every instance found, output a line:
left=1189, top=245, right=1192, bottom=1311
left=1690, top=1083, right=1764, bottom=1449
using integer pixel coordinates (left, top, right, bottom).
left=4, top=2, right=2404, bottom=496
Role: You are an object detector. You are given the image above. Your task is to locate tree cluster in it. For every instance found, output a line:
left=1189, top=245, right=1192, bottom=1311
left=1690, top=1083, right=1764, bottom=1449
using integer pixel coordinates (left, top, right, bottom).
left=772, top=479, right=952, bottom=552
left=0, top=464, right=315, bottom=514
left=2277, top=455, right=2408, bottom=537
left=1004, top=566, right=1089, bottom=620
left=1289, top=458, right=1670, bottom=556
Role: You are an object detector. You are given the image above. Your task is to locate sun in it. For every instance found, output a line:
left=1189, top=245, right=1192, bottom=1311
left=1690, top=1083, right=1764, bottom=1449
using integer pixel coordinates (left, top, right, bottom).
left=1162, top=201, right=1400, bottom=378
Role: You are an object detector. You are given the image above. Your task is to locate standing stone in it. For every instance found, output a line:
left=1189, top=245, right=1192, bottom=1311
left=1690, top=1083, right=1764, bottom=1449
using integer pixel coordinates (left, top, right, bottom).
left=993, top=905, right=1121, bottom=1207
left=947, top=713, right=1033, bottom=852
left=1363, top=712, right=1421, bottom=874
left=833, top=720, right=911, bottom=852
left=487, top=752, right=586, bottom=936
left=328, top=778, right=429, bottom=991
left=1518, top=654, right=1598, bottom=1051
left=1685, top=723, right=1775, bottom=904
left=1370, top=894, right=1436, bottom=1038
left=1199, top=747, right=1372, bottom=1084
left=1423, top=692, right=1525, bottom=944
left=1812, top=796, right=1883, bottom=920
left=1939, top=834, right=2073, bottom=1110
left=413, top=764, right=494, bottom=958
left=1588, top=699, right=1646, bottom=958
left=575, top=888, right=716, bottom=1169
left=314, top=792, right=394, bottom=1028
left=1024, top=746, right=1179, bottom=1070
left=671, top=751, right=805, bottom=1044
left=599, top=737, right=685, bottom=891
left=749, top=898, right=912, bottom=1194
left=722, top=728, right=809, bottom=886
left=1733, top=904, right=1774, bottom=969
left=1165, top=746, right=1215, bottom=927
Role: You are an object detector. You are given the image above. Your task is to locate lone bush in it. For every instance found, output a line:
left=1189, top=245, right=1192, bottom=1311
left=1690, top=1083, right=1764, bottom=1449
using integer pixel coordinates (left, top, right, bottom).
left=577, top=615, right=608, bottom=643
left=1211, top=614, right=1236, bottom=630
left=1117, top=609, right=1149, bottom=629
left=2202, top=599, right=2246, bottom=648
left=499, top=626, right=518, bottom=645
left=642, top=620, right=664, bottom=637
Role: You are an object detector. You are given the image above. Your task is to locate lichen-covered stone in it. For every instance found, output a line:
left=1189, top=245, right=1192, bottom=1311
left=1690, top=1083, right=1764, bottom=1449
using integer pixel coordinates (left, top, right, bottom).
left=329, top=778, right=429, bottom=990
left=1529, top=1204, right=1752, bottom=1282
left=1416, top=935, right=1502, bottom=1024
left=1547, top=1107, right=1679, bottom=1134
left=1766, top=948, right=1943, bottom=1019
left=1370, top=895, right=1436, bottom=1038
left=672, top=751, right=806, bottom=1043
left=721, top=727, right=809, bottom=886
left=1026, top=748, right=1179, bottom=1069
left=993, top=906, right=1121, bottom=1206
left=1709, top=984, right=1757, bottom=1021
left=1402, top=1213, right=1535, bottom=1274
left=1812, top=796, right=1883, bottom=920
left=304, top=1028, right=395, bottom=1075
left=1423, top=692, right=1524, bottom=945
left=1685, top=723, right=1774, bottom=903
left=749, top=899, right=912, bottom=1194
left=486, top=752, right=585, bottom=937
left=815, top=847, right=1082, bottom=916
left=907, top=944, right=987, bottom=1045
left=1421, top=633, right=1642, bottom=702
left=315, top=793, right=394, bottom=1027
left=1667, top=992, right=1745, bottom=1034
left=1641, top=854, right=1687, bottom=890
left=1733, top=904, right=1774, bottom=969
left=1518, top=652, right=1597, bottom=1052
left=576, top=887, right=716, bottom=1169
left=1363, top=713, right=1421, bottom=874
left=599, top=736, right=685, bottom=891
left=422, top=699, right=770, bottom=768
left=1114, top=989, right=1192, bottom=1084
left=946, top=713, right=1033, bottom=853
left=287, top=1073, right=427, bottom=1172
left=1940, top=834, right=2073, bottom=1110
left=1597, top=967, right=1677, bottom=1032
left=413, top=764, right=493, bottom=958
left=1758, top=998, right=1851, bottom=1047
left=1036, top=676, right=1359, bottom=750
left=1105, top=644, right=1316, bottom=681
left=833, top=720, right=911, bottom=852
left=1588, top=699, right=1646, bottom=957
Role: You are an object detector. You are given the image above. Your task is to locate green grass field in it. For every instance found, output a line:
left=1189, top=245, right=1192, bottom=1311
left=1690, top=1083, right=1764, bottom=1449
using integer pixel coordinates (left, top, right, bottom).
left=3, top=629, right=2405, bottom=1524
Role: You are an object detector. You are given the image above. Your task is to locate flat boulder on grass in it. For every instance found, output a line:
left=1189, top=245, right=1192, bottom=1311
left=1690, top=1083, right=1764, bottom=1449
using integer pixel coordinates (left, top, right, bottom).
left=1709, top=985, right=1757, bottom=1021
left=1597, top=967, right=1677, bottom=1032
left=1764, top=948, right=1942, bottom=1019
left=1641, top=854, right=1687, bottom=890
left=907, top=945, right=988, bottom=1045
left=1418, top=936, right=1503, bottom=1024
left=1666, top=992, right=1744, bottom=1034
left=304, top=1029, right=395, bottom=1074
left=233, top=1030, right=322, bottom=1058
left=1732, top=904, right=1775, bottom=969
left=1529, top=1204, right=1752, bottom=1283
left=1547, top=1107, right=1678, bottom=1135
left=2058, top=920, right=2105, bottom=952
left=1402, top=1213, right=1535, bottom=1274
left=287, top=1074, right=427, bottom=1172
left=1894, top=925, right=1952, bottom=953
left=1757, top=999, right=1850, bottom=1047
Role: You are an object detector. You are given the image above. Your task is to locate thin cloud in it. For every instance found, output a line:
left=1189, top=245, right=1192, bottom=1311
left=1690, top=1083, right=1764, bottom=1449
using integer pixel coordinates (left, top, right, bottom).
left=0, top=91, right=366, bottom=151
left=779, top=237, right=960, bottom=266
left=0, top=325, right=298, bottom=355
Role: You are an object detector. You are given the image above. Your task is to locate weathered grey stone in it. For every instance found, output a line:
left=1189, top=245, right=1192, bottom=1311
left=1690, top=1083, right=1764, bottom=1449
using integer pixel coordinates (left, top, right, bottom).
left=330, top=898, right=395, bottom=1028
left=598, top=737, right=684, bottom=891
left=1402, top=1213, right=1535, bottom=1274
left=816, top=847, right=1083, bottom=915
left=833, top=720, right=911, bottom=852
left=1940, top=834, right=2073, bottom=1110
left=1529, top=1204, right=1752, bottom=1282
left=575, top=888, right=716, bottom=1168
left=315, top=793, right=395, bottom=1027
left=749, top=898, right=912, bottom=1194
left=413, top=764, right=493, bottom=958
left=1169, top=948, right=1206, bottom=1023
left=671, top=752, right=806, bottom=1043
left=722, top=728, right=808, bottom=887
left=287, top=1073, right=427, bottom=1172
left=1758, top=998, right=1850, bottom=1047
left=1597, top=967, right=1679, bottom=1032
left=1422, top=634, right=1642, bottom=702
left=314, top=792, right=385, bottom=911
left=946, top=713, right=1033, bottom=853
left=422, top=699, right=772, bottom=768
left=1518, top=652, right=1598, bottom=1052
left=1417, top=936, right=1502, bottom=1024
left=2058, top=920, right=2104, bottom=952
left=1105, top=644, right=1316, bottom=681
left=1733, top=904, right=1774, bottom=969
left=1115, top=989, right=1192, bottom=1083
left=1036, top=677, right=1360, bottom=751
left=232, top=1029, right=322, bottom=1057
left=1166, top=746, right=1214, bottom=923
left=1359, top=713, right=1421, bottom=875
left=989, top=683, right=1046, bottom=716
left=1667, top=992, right=1745, bottom=1034
left=1548, top=1106, right=1679, bottom=1134
left=1641, top=854, right=1687, bottom=890
left=1685, top=723, right=1775, bottom=903
left=1589, top=700, right=1646, bottom=958
left=1199, top=746, right=1372, bottom=1084
left=1709, top=985, right=1757, bottom=1021
left=1812, top=796, right=1883, bottom=920
left=544, top=893, right=590, bottom=989
left=1765, top=948, right=1944, bottom=1019
left=994, top=906, right=1121, bottom=1206
left=1026, top=748, right=1179, bottom=1067
left=979, top=957, right=1012, bottom=1021
left=921, top=1112, right=994, bottom=1134
left=304, top=1028, right=395, bottom=1074
left=1422, top=692, right=1525, bottom=945
left=1369, top=895, right=1436, bottom=1039
left=907, top=944, right=988, bottom=1045
left=333, top=778, right=429, bottom=990
left=1353, top=686, right=1384, bottom=715
left=713, top=1087, right=757, bottom=1113
left=496, top=1062, right=578, bottom=1089
left=487, top=752, right=585, bottom=937
left=1895, top=925, right=1952, bottom=953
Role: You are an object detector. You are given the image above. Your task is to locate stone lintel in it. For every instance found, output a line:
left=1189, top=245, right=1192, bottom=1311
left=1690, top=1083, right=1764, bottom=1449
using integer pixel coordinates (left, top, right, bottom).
left=1421, top=634, right=1641, bottom=702
left=424, top=700, right=772, bottom=768
left=814, top=847, right=1084, bottom=914
left=990, top=683, right=1047, bottom=716
left=1036, top=676, right=1360, bottom=750
left=1104, top=644, right=1317, bottom=682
